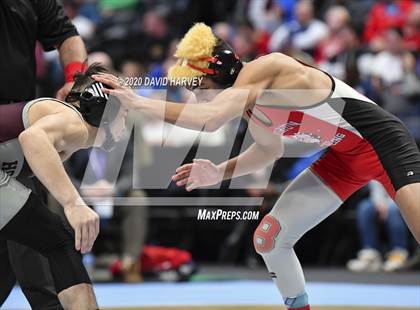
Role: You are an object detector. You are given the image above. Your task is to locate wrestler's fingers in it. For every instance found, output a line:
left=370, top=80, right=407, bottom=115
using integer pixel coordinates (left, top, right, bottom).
left=101, top=88, right=117, bottom=96
left=95, top=72, right=120, bottom=83
left=186, top=179, right=199, bottom=191
left=175, top=164, right=193, bottom=173
left=75, top=226, right=82, bottom=251
left=95, top=216, right=100, bottom=240
left=81, top=225, right=89, bottom=254
left=175, top=163, right=193, bottom=174
left=172, top=170, right=190, bottom=182
left=102, top=75, right=123, bottom=88
left=176, top=177, right=191, bottom=187
left=92, top=74, right=122, bottom=89
left=87, top=220, right=96, bottom=253
left=109, top=75, right=125, bottom=87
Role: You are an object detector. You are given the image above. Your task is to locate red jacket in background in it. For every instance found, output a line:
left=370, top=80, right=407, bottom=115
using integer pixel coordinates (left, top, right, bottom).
left=363, top=0, right=415, bottom=42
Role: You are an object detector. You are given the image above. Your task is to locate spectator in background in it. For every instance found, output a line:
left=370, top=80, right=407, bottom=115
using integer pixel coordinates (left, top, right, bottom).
left=248, top=0, right=283, bottom=34
left=370, top=28, right=420, bottom=114
left=277, top=0, right=298, bottom=23
left=233, top=24, right=258, bottom=61
left=347, top=181, right=409, bottom=273
left=213, top=22, right=234, bottom=44
left=402, top=3, right=420, bottom=51
left=92, top=0, right=139, bottom=68
left=121, top=59, right=145, bottom=81
left=127, top=9, right=173, bottom=65
left=78, top=0, right=102, bottom=26
left=316, top=6, right=363, bottom=86
left=317, top=6, right=352, bottom=79
left=89, top=51, right=116, bottom=72
left=363, top=0, right=415, bottom=43
left=247, top=0, right=283, bottom=56
left=63, top=0, right=96, bottom=42
left=269, top=0, right=328, bottom=56
left=370, top=28, right=402, bottom=89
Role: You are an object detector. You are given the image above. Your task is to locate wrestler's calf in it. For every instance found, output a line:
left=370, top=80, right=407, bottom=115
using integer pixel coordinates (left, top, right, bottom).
left=59, top=284, right=98, bottom=310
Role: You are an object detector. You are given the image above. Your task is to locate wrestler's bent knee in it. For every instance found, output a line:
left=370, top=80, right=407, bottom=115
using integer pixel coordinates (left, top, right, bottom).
left=253, top=214, right=281, bottom=254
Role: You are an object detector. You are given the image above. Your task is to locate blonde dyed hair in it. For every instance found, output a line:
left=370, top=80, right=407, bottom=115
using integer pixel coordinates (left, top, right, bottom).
left=168, top=23, right=217, bottom=80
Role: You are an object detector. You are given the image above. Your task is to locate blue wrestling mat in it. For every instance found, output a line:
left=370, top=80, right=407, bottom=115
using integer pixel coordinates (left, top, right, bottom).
left=3, top=280, right=420, bottom=309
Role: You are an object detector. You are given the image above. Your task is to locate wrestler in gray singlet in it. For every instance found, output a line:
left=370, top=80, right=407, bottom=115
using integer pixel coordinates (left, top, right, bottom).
left=0, top=98, right=83, bottom=229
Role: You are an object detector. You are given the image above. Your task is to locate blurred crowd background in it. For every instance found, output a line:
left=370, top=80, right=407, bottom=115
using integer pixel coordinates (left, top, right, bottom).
left=36, top=0, right=420, bottom=282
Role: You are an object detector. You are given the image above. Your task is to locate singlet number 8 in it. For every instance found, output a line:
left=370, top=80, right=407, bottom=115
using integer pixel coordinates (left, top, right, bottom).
left=253, top=215, right=281, bottom=253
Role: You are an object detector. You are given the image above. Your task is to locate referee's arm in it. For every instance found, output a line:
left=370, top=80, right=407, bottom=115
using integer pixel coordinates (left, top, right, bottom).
left=34, top=0, right=88, bottom=100
left=56, top=36, right=88, bottom=100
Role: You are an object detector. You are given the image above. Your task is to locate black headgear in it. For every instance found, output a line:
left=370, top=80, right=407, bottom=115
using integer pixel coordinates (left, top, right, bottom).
left=207, top=49, right=243, bottom=87
left=65, top=82, right=122, bottom=151
left=66, top=82, right=121, bottom=128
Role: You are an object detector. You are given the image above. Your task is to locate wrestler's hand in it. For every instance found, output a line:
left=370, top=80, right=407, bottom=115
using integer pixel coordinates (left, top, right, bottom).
left=92, top=73, right=139, bottom=110
left=64, top=203, right=100, bottom=254
left=56, top=82, right=75, bottom=101
left=172, top=159, right=223, bottom=191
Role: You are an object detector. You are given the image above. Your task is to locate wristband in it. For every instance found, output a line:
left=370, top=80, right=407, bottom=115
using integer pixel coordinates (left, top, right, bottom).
left=64, top=61, right=87, bottom=83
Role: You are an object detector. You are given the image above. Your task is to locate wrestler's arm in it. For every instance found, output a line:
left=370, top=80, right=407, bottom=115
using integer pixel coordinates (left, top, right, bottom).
left=18, top=110, right=99, bottom=253
left=19, top=112, right=87, bottom=207
left=172, top=123, right=283, bottom=191
left=93, top=54, right=279, bottom=131
left=139, top=87, right=252, bottom=132
left=172, top=108, right=284, bottom=190
left=94, top=76, right=254, bottom=132
left=218, top=122, right=284, bottom=181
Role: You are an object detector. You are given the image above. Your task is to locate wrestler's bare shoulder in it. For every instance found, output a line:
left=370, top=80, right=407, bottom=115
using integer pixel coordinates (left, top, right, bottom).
left=25, top=98, right=90, bottom=156
left=27, top=98, right=83, bottom=126
left=235, top=53, right=321, bottom=90
left=234, top=53, right=288, bottom=86
left=238, top=53, right=333, bottom=108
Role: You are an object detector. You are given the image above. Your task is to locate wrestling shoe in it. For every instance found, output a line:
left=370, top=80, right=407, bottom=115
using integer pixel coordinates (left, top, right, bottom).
left=383, top=249, right=408, bottom=272
left=346, top=249, right=382, bottom=272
